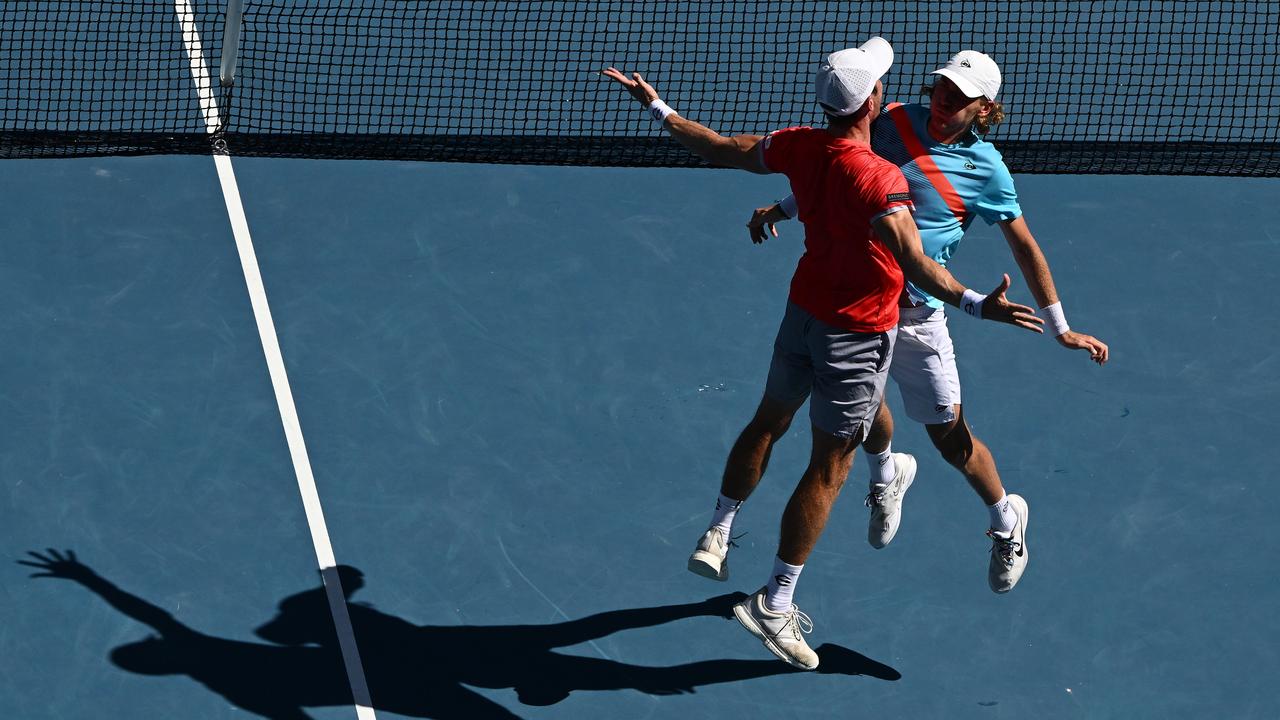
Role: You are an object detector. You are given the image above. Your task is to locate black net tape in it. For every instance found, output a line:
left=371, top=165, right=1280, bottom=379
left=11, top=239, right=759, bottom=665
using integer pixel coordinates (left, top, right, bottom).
left=2, top=1, right=1277, bottom=175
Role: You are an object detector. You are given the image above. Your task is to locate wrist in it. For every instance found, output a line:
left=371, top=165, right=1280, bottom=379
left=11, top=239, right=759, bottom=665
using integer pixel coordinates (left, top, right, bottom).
left=648, top=98, right=677, bottom=125
left=960, top=288, right=987, bottom=319
left=1041, top=301, right=1070, bottom=336
left=778, top=194, right=799, bottom=219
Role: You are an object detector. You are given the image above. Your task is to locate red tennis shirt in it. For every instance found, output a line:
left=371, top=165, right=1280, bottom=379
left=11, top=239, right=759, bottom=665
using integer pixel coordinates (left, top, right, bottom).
left=762, top=126, right=913, bottom=333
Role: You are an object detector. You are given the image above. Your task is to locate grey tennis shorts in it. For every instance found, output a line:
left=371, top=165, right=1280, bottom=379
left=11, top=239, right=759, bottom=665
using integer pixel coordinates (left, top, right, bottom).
left=764, top=302, right=896, bottom=441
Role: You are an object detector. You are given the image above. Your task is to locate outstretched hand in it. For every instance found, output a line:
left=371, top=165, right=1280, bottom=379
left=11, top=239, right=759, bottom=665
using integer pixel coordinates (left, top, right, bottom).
left=980, top=274, right=1044, bottom=333
left=1057, top=330, right=1109, bottom=365
left=18, top=548, right=96, bottom=582
left=602, top=67, right=660, bottom=108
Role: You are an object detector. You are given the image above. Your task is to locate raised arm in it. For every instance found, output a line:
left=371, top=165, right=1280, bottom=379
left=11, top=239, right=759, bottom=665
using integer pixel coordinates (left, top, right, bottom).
left=19, top=549, right=188, bottom=637
left=998, top=216, right=1109, bottom=364
left=603, top=68, right=770, bottom=174
left=872, top=211, right=1043, bottom=332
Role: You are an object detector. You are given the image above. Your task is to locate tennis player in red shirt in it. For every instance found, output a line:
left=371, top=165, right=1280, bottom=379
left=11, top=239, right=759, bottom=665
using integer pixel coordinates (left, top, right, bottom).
left=605, top=38, right=1041, bottom=670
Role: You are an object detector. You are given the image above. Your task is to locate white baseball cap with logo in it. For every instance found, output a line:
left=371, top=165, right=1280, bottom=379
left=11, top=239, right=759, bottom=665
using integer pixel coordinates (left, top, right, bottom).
left=930, top=50, right=1002, bottom=100
left=814, top=37, right=894, bottom=116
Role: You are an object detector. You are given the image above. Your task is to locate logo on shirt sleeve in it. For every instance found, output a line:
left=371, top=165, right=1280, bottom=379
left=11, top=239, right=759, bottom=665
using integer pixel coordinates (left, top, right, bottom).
left=886, top=192, right=911, bottom=203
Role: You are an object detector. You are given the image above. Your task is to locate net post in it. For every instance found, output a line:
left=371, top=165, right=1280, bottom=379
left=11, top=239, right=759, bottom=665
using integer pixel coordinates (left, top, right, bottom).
left=219, top=0, right=244, bottom=87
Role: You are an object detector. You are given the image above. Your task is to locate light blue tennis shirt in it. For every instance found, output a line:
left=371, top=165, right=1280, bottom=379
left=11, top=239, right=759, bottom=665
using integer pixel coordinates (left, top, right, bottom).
left=871, top=103, right=1023, bottom=308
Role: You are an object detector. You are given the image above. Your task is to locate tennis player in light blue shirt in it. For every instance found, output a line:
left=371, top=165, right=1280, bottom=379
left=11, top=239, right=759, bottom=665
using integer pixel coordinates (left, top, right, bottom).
left=869, top=100, right=1022, bottom=308
left=749, top=50, right=1109, bottom=593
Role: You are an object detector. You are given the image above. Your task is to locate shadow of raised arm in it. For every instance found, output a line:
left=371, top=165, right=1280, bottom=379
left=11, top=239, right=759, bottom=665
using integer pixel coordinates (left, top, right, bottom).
left=19, top=548, right=188, bottom=638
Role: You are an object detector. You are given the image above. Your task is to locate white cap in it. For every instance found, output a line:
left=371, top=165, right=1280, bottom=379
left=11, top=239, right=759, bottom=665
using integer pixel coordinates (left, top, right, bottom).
left=930, top=50, right=1001, bottom=100
left=814, top=37, right=894, bottom=116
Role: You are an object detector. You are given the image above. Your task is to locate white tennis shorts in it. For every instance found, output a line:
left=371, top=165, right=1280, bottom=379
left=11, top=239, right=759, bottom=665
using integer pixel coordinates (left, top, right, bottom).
left=889, top=304, right=962, bottom=425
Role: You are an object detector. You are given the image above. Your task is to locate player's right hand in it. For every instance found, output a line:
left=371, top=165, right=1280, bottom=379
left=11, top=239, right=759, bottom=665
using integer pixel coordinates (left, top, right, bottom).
left=981, top=274, right=1044, bottom=333
left=746, top=205, right=781, bottom=244
left=18, top=548, right=96, bottom=582
left=602, top=68, right=660, bottom=108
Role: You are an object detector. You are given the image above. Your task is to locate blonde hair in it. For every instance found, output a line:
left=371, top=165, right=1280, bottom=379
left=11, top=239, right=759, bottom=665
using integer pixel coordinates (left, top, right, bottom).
left=919, top=85, right=1006, bottom=135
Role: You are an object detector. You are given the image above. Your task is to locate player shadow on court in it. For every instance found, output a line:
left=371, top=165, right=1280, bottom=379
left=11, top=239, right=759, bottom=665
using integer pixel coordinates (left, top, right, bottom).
left=19, top=550, right=899, bottom=720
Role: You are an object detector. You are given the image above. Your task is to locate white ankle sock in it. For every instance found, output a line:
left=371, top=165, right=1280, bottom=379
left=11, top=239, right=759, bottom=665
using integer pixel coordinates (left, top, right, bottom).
left=710, top=494, right=743, bottom=541
left=988, top=494, right=1016, bottom=534
left=866, top=445, right=895, bottom=489
left=765, top=557, right=804, bottom=612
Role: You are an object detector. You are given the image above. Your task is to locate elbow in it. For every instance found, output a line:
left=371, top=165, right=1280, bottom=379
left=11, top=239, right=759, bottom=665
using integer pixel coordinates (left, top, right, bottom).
left=726, top=136, right=765, bottom=172
left=897, top=253, right=929, bottom=282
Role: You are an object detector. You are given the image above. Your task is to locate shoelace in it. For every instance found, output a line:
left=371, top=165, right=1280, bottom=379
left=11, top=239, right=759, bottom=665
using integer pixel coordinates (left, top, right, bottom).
left=786, top=607, right=814, bottom=641
left=986, top=529, right=1022, bottom=565
left=706, top=530, right=744, bottom=551
left=865, top=484, right=898, bottom=510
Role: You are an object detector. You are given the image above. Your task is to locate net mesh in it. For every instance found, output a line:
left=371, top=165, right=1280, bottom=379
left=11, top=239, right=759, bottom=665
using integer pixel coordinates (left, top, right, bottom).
left=2, top=1, right=1277, bottom=175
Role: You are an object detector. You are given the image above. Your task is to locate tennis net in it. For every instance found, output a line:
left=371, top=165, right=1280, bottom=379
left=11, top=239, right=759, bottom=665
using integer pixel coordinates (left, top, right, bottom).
left=2, top=1, right=1277, bottom=175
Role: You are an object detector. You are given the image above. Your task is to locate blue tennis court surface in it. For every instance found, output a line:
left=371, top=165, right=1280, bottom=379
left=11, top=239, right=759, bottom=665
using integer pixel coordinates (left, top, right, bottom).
left=2, top=157, right=1278, bottom=719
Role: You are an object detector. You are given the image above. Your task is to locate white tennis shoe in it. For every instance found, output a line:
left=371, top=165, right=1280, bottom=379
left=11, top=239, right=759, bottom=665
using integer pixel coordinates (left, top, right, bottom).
left=732, top=587, right=819, bottom=670
left=865, top=452, right=917, bottom=549
left=988, top=494, right=1029, bottom=593
left=687, top=528, right=730, bottom=581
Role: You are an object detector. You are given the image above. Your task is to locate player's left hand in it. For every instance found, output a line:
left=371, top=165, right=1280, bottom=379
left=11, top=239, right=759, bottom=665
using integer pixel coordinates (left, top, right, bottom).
left=602, top=68, right=660, bottom=107
left=1056, top=331, right=1109, bottom=365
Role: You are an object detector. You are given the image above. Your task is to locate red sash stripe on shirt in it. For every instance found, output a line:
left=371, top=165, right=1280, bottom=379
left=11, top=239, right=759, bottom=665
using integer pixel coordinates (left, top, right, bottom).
left=886, top=103, right=969, bottom=225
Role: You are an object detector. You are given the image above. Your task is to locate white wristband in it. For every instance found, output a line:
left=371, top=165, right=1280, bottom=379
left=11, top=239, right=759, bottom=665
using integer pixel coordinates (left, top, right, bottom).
left=778, top=194, right=799, bottom=219
left=1041, top=301, right=1070, bottom=336
left=648, top=98, right=677, bottom=125
left=960, top=289, right=987, bottom=319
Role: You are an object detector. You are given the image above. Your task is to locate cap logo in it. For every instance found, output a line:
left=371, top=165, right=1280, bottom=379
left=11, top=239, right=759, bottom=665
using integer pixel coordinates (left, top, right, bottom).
left=959, top=59, right=972, bottom=68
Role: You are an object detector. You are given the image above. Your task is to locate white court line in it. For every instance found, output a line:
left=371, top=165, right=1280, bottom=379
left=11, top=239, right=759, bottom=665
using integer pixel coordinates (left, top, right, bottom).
left=173, top=2, right=376, bottom=718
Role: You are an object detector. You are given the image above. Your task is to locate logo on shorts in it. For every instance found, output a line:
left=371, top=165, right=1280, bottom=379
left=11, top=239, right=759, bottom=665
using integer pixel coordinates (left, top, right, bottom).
left=964, top=159, right=977, bottom=170
left=935, top=404, right=950, bottom=414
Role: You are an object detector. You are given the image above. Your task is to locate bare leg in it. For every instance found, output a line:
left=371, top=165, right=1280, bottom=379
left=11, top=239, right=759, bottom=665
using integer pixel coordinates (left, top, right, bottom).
left=719, top=395, right=805, bottom=502
left=861, top=401, right=893, bottom=455
left=776, top=426, right=860, bottom=565
left=924, top=404, right=1005, bottom=505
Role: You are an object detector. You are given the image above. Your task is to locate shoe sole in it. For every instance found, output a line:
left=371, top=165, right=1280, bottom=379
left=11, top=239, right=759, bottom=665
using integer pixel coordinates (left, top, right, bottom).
left=687, top=552, right=727, bottom=581
left=991, top=495, right=1030, bottom=594
left=732, top=602, right=818, bottom=671
left=869, top=453, right=917, bottom=550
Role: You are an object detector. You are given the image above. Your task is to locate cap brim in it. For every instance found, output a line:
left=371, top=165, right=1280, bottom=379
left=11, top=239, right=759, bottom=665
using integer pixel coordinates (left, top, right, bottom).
left=931, top=68, right=985, bottom=99
left=860, top=37, right=894, bottom=80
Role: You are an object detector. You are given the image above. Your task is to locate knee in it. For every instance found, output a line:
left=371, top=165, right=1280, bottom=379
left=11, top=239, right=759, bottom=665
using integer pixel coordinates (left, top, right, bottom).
left=808, top=463, right=850, bottom=491
left=808, top=439, right=858, bottom=489
left=932, top=428, right=975, bottom=469
left=748, top=409, right=795, bottom=439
